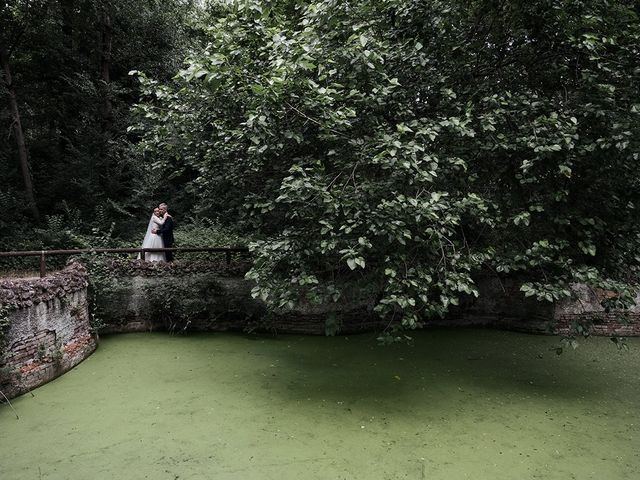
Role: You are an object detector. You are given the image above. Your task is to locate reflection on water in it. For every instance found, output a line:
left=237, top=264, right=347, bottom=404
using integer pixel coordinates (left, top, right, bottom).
left=1, top=329, right=639, bottom=480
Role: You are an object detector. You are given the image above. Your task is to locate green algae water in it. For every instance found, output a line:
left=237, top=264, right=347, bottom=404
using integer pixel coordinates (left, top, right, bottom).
left=1, top=330, right=639, bottom=480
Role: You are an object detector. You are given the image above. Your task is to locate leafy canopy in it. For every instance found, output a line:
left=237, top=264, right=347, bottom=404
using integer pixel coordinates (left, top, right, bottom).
left=132, top=0, right=640, bottom=329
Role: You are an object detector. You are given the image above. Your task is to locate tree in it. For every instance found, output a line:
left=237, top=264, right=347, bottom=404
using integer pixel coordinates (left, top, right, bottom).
left=0, top=1, right=48, bottom=223
left=132, top=0, right=640, bottom=331
left=2, top=0, right=637, bottom=332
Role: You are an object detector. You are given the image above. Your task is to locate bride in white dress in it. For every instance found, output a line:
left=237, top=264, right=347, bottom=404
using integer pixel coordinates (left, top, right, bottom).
left=139, top=208, right=166, bottom=262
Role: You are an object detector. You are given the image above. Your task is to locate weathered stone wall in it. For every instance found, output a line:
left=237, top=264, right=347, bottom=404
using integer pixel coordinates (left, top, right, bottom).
left=97, top=273, right=382, bottom=335
left=1, top=254, right=636, bottom=405
left=2, top=258, right=638, bottom=402
left=84, top=255, right=383, bottom=335
left=437, top=276, right=557, bottom=333
left=0, top=263, right=97, bottom=399
left=553, top=284, right=640, bottom=336
left=97, top=274, right=263, bottom=333
left=0, top=262, right=90, bottom=308
left=94, top=263, right=639, bottom=337
left=440, top=275, right=639, bottom=336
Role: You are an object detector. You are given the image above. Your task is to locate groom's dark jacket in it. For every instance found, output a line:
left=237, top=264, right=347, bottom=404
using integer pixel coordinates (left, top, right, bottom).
left=156, top=215, right=175, bottom=247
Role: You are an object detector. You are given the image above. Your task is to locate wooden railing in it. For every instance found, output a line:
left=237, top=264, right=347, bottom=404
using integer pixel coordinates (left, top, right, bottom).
left=0, top=247, right=249, bottom=278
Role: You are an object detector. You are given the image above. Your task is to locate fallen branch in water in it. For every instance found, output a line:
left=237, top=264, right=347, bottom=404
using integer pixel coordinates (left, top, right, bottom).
left=0, top=389, right=19, bottom=419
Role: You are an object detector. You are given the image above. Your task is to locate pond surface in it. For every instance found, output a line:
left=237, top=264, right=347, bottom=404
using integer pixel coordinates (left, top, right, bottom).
left=1, top=330, right=639, bottom=480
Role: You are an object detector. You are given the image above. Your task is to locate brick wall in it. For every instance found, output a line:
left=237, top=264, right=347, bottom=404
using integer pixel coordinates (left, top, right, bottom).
left=437, top=276, right=640, bottom=337
left=552, top=283, right=640, bottom=337
left=1, top=263, right=97, bottom=399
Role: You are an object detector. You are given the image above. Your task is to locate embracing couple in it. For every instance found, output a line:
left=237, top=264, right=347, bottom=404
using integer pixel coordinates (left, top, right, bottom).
left=139, top=203, right=175, bottom=262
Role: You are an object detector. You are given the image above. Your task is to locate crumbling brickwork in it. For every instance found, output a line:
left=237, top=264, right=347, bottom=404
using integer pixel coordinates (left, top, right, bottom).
left=0, top=263, right=97, bottom=399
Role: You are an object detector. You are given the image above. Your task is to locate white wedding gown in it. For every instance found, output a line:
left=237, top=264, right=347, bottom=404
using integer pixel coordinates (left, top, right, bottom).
left=139, top=214, right=166, bottom=262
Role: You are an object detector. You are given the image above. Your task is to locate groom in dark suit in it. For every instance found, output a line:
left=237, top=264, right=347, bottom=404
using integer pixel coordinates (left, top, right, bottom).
left=153, top=202, right=175, bottom=262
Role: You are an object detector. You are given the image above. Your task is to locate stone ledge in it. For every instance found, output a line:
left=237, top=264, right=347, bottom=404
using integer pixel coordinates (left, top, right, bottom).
left=0, top=262, right=88, bottom=309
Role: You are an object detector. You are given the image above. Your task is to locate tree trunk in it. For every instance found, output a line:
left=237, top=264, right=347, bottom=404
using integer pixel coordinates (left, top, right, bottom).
left=0, top=47, right=40, bottom=223
left=58, top=0, right=76, bottom=156
left=100, top=10, right=113, bottom=130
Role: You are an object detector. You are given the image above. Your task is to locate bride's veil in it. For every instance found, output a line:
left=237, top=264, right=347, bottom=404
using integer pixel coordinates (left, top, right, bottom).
left=140, top=214, right=156, bottom=250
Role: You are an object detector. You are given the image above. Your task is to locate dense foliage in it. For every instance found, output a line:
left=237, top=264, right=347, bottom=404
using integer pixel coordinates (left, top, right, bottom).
left=131, top=0, right=640, bottom=329
left=3, top=0, right=639, bottom=331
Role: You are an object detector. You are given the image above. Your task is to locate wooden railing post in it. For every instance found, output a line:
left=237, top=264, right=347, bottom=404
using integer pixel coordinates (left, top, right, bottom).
left=39, top=251, right=46, bottom=278
left=140, top=249, right=145, bottom=261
